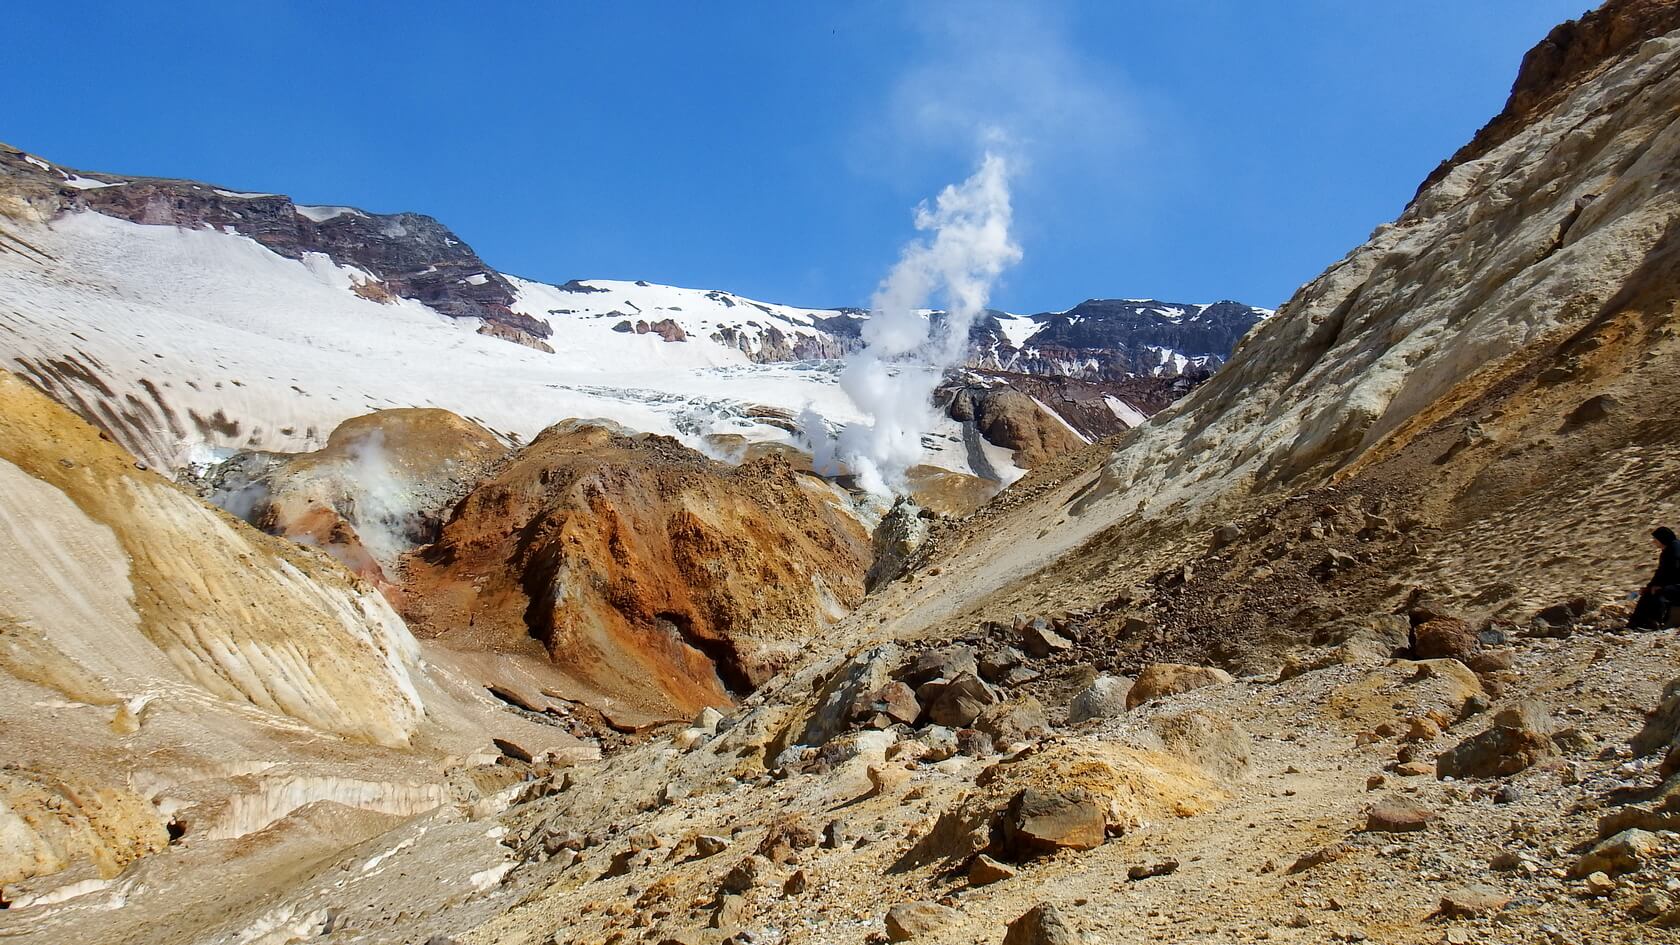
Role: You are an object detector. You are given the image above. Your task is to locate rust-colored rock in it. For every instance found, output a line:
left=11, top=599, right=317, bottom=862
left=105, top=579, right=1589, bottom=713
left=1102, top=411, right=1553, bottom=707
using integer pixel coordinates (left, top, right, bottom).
left=1000, top=788, right=1107, bottom=858
left=1364, top=796, right=1438, bottom=833
left=210, top=408, right=506, bottom=588
left=1436, top=700, right=1557, bottom=780
left=1412, top=617, right=1479, bottom=662
left=397, top=420, right=869, bottom=720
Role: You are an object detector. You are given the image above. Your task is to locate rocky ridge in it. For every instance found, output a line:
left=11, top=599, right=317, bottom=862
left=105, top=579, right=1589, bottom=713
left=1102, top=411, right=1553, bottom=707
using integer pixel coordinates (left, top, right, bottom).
left=0, top=144, right=551, bottom=345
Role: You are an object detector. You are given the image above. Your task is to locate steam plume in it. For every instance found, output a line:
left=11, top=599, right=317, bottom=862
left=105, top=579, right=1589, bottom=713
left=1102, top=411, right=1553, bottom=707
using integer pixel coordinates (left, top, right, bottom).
left=809, top=152, right=1020, bottom=496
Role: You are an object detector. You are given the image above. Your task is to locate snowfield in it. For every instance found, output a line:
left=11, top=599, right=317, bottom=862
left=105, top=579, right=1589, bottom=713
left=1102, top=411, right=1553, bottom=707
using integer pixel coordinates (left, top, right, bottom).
left=0, top=211, right=997, bottom=479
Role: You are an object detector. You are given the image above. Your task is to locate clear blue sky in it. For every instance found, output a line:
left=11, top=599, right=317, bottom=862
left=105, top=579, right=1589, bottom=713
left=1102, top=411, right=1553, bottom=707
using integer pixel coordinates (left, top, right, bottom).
left=7, top=1, right=1590, bottom=312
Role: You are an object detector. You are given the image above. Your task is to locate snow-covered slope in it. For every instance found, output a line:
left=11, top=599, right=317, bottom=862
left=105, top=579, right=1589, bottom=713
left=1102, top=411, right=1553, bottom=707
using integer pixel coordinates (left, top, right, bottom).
left=508, top=277, right=864, bottom=364
left=0, top=211, right=954, bottom=472
left=0, top=141, right=1262, bottom=483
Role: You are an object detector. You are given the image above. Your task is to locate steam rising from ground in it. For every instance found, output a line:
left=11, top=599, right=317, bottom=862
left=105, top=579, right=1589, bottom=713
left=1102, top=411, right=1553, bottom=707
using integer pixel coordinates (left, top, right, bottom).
left=804, top=153, right=1020, bottom=496
left=334, top=429, right=426, bottom=567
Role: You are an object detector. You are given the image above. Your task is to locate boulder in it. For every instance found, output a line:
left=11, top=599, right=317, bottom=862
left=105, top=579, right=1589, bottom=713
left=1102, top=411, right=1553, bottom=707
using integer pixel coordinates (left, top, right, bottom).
left=926, top=673, right=996, bottom=727
left=867, top=499, right=930, bottom=590
left=956, top=728, right=996, bottom=757
left=1403, top=717, right=1442, bottom=742
left=674, top=727, right=711, bottom=750
left=1633, top=679, right=1680, bottom=759
left=1019, top=619, right=1073, bottom=658
left=1068, top=675, right=1131, bottom=723
left=976, top=698, right=1049, bottom=746
left=1002, top=903, right=1080, bottom=945
left=1534, top=597, right=1590, bottom=629
left=867, top=763, right=911, bottom=797
left=863, top=681, right=921, bottom=726
left=755, top=819, right=818, bottom=864
left=812, top=729, right=897, bottom=772
left=1127, top=859, right=1179, bottom=880
left=695, top=835, right=730, bottom=858
left=694, top=706, right=725, bottom=731
left=1405, top=593, right=1455, bottom=626
left=719, top=855, right=769, bottom=894
left=1567, top=394, right=1620, bottom=425
left=1436, top=886, right=1511, bottom=918
left=711, top=893, right=750, bottom=929
left=903, top=646, right=978, bottom=686
left=1571, top=828, right=1660, bottom=878
left=917, top=725, right=959, bottom=762
left=1412, top=617, right=1479, bottom=662
left=800, top=644, right=902, bottom=747
left=1126, top=664, right=1234, bottom=709
left=1363, top=796, right=1437, bottom=833
left=1210, top=523, right=1243, bottom=550
left=978, top=647, right=1025, bottom=682
left=885, top=901, right=957, bottom=941
left=1467, top=650, right=1514, bottom=674
left=1001, top=788, right=1107, bottom=858
left=1288, top=841, right=1351, bottom=874
left=1436, top=700, right=1556, bottom=779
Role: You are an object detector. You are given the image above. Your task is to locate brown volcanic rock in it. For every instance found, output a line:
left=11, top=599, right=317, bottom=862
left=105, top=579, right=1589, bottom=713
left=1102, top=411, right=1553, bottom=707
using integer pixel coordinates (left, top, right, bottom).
left=945, top=383, right=1085, bottom=469
left=397, top=420, right=869, bottom=719
left=1411, top=617, right=1480, bottom=663
left=206, top=408, right=506, bottom=587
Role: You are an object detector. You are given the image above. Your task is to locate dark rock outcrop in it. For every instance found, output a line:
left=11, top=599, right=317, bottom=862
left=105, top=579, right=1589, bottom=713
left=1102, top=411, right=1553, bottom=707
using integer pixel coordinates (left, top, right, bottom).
left=0, top=143, right=550, bottom=346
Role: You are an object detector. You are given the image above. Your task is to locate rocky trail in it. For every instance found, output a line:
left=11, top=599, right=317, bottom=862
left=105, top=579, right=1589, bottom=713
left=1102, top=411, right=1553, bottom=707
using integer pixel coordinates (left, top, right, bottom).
left=22, top=600, right=1673, bottom=945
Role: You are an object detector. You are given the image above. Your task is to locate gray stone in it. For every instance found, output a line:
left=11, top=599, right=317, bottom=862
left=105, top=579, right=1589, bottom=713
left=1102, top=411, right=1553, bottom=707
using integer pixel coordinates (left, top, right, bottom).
left=1068, top=675, right=1131, bottom=723
left=799, top=644, right=902, bottom=747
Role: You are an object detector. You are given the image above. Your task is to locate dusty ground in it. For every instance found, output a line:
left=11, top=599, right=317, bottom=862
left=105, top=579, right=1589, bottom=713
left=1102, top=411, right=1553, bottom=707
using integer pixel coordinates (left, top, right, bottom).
left=18, top=608, right=1662, bottom=945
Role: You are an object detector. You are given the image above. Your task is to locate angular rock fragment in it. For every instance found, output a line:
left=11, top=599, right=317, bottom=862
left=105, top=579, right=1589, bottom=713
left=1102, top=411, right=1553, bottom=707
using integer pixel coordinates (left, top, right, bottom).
left=1001, top=787, right=1107, bottom=857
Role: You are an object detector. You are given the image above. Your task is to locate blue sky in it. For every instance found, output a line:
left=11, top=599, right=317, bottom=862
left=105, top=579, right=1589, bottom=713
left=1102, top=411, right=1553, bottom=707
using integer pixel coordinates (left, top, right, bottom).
left=7, top=1, right=1589, bottom=312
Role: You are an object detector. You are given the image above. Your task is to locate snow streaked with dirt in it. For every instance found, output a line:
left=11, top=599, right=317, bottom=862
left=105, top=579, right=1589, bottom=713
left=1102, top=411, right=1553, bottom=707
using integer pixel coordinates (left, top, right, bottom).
left=0, top=211, right=995, bottom=477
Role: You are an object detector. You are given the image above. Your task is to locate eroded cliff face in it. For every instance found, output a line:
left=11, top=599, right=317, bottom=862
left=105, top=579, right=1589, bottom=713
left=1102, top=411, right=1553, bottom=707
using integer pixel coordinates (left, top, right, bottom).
left=0, top=371, right=591, bottom=895
left=1094, top=28, right=1680, bottom=524
left=0, top=370, right=429, bottom=749
left=397, top=421, right=872, bottom=722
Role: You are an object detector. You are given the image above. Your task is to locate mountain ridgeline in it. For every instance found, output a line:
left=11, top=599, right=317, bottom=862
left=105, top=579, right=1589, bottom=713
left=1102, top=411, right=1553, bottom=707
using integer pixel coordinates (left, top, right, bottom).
left=0, top=143, right=1267, bottom=381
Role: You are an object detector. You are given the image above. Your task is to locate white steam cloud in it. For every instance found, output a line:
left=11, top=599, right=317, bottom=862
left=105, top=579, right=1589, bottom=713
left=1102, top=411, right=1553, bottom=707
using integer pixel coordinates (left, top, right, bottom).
left=806, top=152, right=1021, bottom=496
left=335, top=428, right=426, bottom=568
